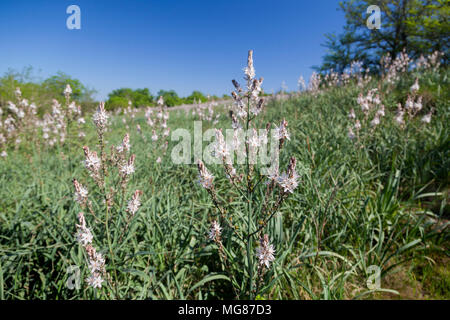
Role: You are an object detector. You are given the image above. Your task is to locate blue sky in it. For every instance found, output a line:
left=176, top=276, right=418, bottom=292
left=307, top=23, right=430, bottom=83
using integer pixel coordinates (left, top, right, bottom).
left=0, top=0, right=346, bottom=100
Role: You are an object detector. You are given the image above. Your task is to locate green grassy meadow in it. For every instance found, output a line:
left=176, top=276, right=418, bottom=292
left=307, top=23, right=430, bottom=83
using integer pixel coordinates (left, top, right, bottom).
left=0, top=67, right=448, bottom=300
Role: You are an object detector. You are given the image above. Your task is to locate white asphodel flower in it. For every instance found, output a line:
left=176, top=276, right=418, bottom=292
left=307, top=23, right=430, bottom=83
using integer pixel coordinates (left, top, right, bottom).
left=410, top=78, right=419, bottom=92
left=89, top=259, right=103, bottom=274
left=93, top=102, right=108, bottom=130
left=348, top=127, right=356, bottom=140
left=120, top=163, right=135, bottom=176
left=276, top=157, right=298, bottom=194
left=274, top=119, right=290, bottom=141
left=86, top=273, right=104, bottom=289
left=76, top=227, right=93, bottom=246
left=208, top=220, right=222, bottom=241
left=247, top=129, right=260, bottom=149
left=414, top=96, right=423, bottom=112
left=213, top=129, right=229, bottom=159
left=265, top=164, right=279, bottom=185
left=276, top=171, right=299, bottom=193
left=83, top=147, right=101, bottom=172
left=370, top=116, right=380, bottom=127
left=405, top=96, right=414, bottom=110
left=373, top=94, right=381, bottom=105
left=7, top=101, right=18, bottom=113
left=64, top=84, right=72, bottom=96
left=256, top=234, right=275, bottom=268
left=116, top=133, right=131, bottom=153
left=357, top=93, right=364, bottom=105
left=395, top=111, right=405, bottom=125
left=361, top=101, right=370, bottom=112
left=73, top=179, right=88, bottom=204
left=120, top=155, right=136, bottom=176
left=376, top=105, right=385, bottom=117
left=348, top=108, right=356, bottom=119
left=151, top=130, right=158, bottom=141
left=421, top=112, right=432, bottom=124
left=259, top=130, right=268, bottom=146
left=163, top=128, right=170, bottom=137
left=126, top=190, right=142, bottom=215
left=197, top=160, right=214, bottom=190
left=157, top=96, right=164, bottom=106
left=244, top=50, right=256, bottom=82
left=231, top=113, right=241, bottom=130
left=236, top=107, right=247, bottom=119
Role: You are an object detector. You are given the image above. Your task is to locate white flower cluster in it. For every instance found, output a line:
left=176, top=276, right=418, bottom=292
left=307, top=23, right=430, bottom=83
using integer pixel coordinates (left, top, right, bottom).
left=75, top=212, right=106, bottom=289
left=381, top=49, right=412, bottom=84
left=230, top=50, right=265, bottom=120
left=192, top=98, right=220, bottom=124
left=299, top=61, right=372, bottom=93
left=297, top=75, right=306, bottom=92
left=197, top=51, right=299, bottom=282
left=208, top=220, right=222, bottom=242
left=273, top=119, right=290, bottom=142
left=93, top=102, right=108, bottom=132
left=396, top=98, right=433, bottom=127
left=348, top=88, right=386, bottom=139
left=197, top=159, right=214, bottom=190
left=414, top=51, right=443, bottom=71
left=256, top=234, right=275, bottom=268
left=308, top=72, right=321, bottom=94
left=83, top=146, right=101, bottom=180
left=144, top=96, right=171, bottom=163
left=73, top=179, right=88, bottom=205
left=0, top=87, right=40, bottom=155
left=37, top=85, right=85, bottom=148
left=120, top=154, right=136, bottom=177
left=275, top=157, right=299, bottom=194
left=116, top=133, right=131, bottom=154
left=323, top=69, right=340, bottom=88
left=126, top=190, right=142, bottom=216
left=213, top=129, right=230, bottom=159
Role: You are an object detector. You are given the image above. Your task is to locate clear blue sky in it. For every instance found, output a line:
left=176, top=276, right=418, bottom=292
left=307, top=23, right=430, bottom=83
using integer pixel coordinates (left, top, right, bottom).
left=0, top=0, right=346, bottom=100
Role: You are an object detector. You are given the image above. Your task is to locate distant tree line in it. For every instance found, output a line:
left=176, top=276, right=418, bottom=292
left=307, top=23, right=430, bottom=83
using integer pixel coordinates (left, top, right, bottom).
left=0, top=67, right=231, bottom=114
left=105, top=88, right=229, bottom=110
left=0, top=67, right=97, bottom=114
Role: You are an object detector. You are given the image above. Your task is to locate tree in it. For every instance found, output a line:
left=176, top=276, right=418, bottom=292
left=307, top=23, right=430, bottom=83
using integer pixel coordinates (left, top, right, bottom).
left=0, top=68, right=97, bottom=115
left=156, top=90, right=183, bottom=107
left=405, top=0, right=450, bottom=55
left=314, top=27, right=371, bottom=73
left=105, top=88, right=154, bottom=110
left=105, top=95, right=130, bottom=110
left=184, top=90, right=207, bottom=104
left=318, top=0, right=449, bottom=72
left=133, top=88, right=154, bottom=107
left=43, top=71, right=96, bottom=102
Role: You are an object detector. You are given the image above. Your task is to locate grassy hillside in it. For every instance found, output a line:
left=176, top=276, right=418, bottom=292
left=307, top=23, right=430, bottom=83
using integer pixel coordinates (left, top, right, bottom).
left=0, top=62, right=448, bottom=300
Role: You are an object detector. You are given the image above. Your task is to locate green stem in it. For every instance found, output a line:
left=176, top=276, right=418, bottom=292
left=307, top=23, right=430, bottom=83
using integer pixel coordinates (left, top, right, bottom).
left=99, top=131, right=120, bottom=298
left=245, top=95, right=254, bottom=299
